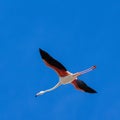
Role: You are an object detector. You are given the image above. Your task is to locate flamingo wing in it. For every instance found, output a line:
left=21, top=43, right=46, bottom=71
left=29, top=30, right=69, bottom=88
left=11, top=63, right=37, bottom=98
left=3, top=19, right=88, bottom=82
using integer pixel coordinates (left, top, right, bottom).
left=39, top=48, right=69, bottom=77
left=72, top=79, right=97, bottom=93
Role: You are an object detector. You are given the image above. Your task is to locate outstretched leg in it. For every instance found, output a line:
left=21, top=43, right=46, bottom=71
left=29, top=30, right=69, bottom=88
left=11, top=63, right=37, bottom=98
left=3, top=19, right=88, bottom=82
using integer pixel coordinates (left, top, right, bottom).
left=78, top=65, right=96, bottom=75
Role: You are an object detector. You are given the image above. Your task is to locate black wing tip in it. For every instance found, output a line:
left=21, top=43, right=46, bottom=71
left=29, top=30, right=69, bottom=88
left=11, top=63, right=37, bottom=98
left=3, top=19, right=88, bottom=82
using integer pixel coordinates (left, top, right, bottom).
left=75, top=80, right=97, bottom=94
left=39, top=48, right=44, bottom=54
left=88, top=90, right=98, bottom=94
left=39, top=48, right=42, bottom=51
left=85, top=88, right=97, bottom=94
left=39, top=48, right=48, bottom=58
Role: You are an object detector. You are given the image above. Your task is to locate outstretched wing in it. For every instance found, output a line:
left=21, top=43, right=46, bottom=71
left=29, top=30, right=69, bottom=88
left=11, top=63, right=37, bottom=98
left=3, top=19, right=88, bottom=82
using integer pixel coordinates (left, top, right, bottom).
left=39, top=48, right=69, bottom=77
left=72, top=79, right=97, bottom=93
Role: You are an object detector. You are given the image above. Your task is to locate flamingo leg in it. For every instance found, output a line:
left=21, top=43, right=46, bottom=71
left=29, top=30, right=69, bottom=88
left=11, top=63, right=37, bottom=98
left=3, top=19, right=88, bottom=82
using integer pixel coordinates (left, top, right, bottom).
left=78, top=66, right=96, bottom=75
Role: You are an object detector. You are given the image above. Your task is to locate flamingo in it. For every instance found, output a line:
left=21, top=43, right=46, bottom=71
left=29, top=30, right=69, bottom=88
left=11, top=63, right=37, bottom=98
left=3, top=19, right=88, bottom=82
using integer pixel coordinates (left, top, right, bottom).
left=35, top=49, right=97, bottom=97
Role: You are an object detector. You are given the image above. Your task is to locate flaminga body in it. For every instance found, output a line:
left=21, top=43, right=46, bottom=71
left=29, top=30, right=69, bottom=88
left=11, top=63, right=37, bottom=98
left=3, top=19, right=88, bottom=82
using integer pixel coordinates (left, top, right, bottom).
left=35, top=49, right=97, bottom=97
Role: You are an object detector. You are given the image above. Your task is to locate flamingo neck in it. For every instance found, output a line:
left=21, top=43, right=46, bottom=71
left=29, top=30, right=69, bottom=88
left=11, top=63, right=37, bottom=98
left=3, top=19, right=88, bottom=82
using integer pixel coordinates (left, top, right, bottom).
left=45, top=82, right=61, bottom=93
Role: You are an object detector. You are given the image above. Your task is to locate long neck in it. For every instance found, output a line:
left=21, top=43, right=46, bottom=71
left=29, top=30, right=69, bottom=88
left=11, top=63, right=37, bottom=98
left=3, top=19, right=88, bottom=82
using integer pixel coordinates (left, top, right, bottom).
left=44, top=82, right=62, bottom=93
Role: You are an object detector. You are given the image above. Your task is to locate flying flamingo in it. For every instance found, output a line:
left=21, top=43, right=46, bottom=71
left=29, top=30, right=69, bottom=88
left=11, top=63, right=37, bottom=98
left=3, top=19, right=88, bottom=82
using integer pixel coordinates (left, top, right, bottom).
left=35, top=49, right=97, bottom=97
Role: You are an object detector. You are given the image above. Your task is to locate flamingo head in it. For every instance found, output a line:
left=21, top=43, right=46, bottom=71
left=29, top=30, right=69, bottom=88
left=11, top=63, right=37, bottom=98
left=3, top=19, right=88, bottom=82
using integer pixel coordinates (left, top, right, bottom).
left=35, top=91, right=45, bottom=97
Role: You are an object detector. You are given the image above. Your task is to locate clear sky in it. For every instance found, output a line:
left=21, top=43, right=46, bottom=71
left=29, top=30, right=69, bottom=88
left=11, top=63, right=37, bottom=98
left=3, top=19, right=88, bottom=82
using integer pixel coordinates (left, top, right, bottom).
left=0, top=0, right=120, bottom=120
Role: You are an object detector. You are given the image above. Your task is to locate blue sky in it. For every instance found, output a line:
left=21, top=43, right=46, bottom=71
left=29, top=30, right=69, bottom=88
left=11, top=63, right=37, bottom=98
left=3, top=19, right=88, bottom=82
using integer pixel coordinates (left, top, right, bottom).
left=0, top=0, right=120, bottom=119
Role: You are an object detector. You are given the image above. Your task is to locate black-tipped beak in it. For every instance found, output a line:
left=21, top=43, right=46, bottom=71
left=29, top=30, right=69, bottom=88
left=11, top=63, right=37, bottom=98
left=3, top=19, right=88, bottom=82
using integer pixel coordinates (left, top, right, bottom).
left=35, top=94, right=38, bottom=97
